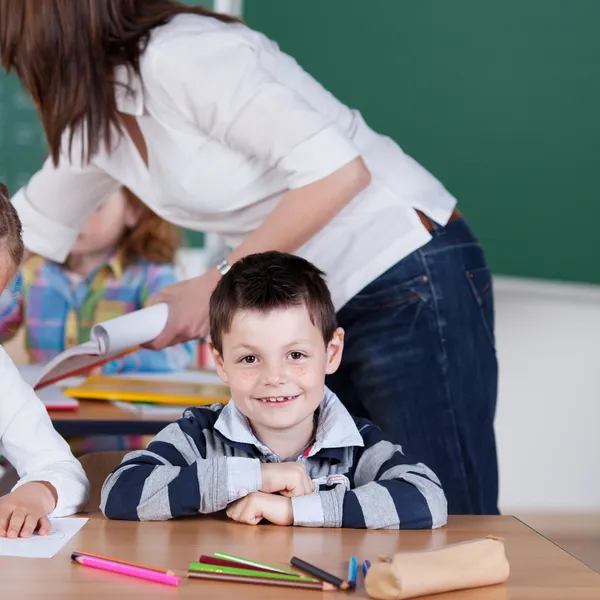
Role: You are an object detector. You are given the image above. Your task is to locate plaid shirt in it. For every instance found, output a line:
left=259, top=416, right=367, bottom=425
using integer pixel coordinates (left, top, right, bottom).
left=0, top=255, right=195, bottom=374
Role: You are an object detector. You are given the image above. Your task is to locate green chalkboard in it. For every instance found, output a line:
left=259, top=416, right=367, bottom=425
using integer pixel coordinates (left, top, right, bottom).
left=0, top=0, right=212, bottom=248
left=244, top=0, right=600, bottom=285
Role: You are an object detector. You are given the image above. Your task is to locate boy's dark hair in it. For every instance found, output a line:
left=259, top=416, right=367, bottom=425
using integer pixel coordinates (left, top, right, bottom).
left=0, top=182, right=24, bottom=267
left=209, top=251, right=337, bottom=355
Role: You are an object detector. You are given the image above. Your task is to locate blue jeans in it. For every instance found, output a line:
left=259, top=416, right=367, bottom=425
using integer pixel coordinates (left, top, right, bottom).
left=326, top=218, right=499, bottom=515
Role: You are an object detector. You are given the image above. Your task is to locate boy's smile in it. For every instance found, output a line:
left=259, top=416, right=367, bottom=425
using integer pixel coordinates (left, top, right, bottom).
left=211, top=304, right=344, bottom=458
left=253, top=393, right=301, bottom=405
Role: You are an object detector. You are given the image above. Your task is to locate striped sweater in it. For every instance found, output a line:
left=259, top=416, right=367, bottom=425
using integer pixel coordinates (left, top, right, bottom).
left=101, top=388, right=447, bottom=529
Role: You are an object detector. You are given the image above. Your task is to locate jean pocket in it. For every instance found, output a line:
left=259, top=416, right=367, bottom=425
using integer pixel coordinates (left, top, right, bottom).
left=465, top=266, right=495, bottom=348
left=347, top=273, right=430, bottom=311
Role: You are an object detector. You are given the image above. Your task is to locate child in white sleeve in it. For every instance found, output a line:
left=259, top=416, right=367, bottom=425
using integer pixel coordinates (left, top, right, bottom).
left=0, top=183, right=89, bottom=538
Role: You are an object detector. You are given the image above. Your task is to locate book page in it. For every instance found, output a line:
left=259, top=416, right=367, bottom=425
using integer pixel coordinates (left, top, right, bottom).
left=92, top=303, right=169, bottom=354
left=33, top=304, right=170, bottom=389
left=18, top=365, right=85, bottom=390
left=33, top=342, right=104, bottom=390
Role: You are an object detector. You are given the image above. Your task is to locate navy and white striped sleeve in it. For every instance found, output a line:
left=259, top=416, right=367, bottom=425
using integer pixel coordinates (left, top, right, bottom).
left=292, top=423, right=447, bottom=529
left=100, top=408, right=262, bottom=521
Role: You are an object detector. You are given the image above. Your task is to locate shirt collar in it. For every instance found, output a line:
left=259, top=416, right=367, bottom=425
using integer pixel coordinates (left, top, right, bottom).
left=114, top=65, right=145, bottom=117
left=308, top=387, right=364, bottom=455
left=106, top=252, right=125, bottom=280
left=214, top=386, right=364, bottom=459
left=48, top=251, right=125, bottom=282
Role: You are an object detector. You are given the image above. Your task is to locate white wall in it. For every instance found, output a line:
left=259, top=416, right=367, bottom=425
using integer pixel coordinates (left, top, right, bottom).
left=177, top=249, right=600, bottom=514
left=494, top=276, right=600, bottom=513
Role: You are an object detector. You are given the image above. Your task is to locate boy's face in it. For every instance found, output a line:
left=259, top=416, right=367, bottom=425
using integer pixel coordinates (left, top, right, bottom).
left=211, top=305, right=344, bottom=437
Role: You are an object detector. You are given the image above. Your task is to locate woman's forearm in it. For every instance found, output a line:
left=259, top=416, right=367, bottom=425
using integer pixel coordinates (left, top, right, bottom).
left=228, top=157, right=371, bottom=263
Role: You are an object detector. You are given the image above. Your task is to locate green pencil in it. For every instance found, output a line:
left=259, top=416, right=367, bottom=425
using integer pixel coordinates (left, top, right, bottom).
left=189, top=562, right=317, bottom=582
left=212, top=552, right=301, bottom=577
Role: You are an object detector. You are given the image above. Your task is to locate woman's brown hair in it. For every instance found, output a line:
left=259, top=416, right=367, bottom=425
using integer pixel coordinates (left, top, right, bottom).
left=119, top=188, right=182, bottom=268
left=0, top=0, right=240, bottom=166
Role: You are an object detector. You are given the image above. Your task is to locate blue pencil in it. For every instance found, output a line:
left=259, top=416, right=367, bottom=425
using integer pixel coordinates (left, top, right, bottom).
left=347, top=556, right=358, bottom=589
left=362, top=560, right=371, bottom=577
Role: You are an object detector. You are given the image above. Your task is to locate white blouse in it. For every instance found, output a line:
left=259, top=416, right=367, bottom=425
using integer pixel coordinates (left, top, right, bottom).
left=12, top=14, right=456, bottom=310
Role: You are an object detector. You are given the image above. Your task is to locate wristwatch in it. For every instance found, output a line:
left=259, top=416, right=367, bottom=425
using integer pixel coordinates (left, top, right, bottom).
left=215, top=258, right=232, bottom=277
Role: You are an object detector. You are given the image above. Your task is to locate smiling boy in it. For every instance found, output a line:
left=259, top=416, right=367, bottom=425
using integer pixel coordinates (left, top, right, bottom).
left=101, top=251, right=447, bottom=529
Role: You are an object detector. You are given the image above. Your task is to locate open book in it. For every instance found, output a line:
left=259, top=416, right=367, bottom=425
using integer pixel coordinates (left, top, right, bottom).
left=32, top=303, right=170, bottom=390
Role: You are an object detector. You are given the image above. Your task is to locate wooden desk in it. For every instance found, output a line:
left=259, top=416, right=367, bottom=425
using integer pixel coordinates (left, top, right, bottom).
left=519, top=512, right=600, bottom=574
left=3, top=515, right=600, bottom=599
left=49, top=401, right=174, bottom=437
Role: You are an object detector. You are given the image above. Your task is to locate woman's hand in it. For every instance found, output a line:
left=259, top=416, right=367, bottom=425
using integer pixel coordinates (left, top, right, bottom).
left=146, top=268, right=221, bottom=349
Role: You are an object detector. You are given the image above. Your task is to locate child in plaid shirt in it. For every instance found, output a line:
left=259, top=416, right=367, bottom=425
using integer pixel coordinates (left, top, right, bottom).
left=0, top=186, right=195, bottom=453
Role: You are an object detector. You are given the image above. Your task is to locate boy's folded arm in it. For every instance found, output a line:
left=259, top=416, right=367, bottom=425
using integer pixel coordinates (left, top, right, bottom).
left=292, top=427, right=448, bottom=530
left=1, top=353, right=89, bottom=517
left=100, top=413, right=262, bottom=521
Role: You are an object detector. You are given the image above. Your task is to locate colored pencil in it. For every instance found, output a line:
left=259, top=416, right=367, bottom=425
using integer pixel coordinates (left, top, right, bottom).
left=199, top=555, right=302, bottom=576
left=190, top=562, right=317, bottom=582
left=290, top=556, right=348, bottom=590
left=72, top=555, right=180, bottom=586
left=362, top=560, right=371, bottom=577
left=188, top=570, right=336, bottom=591
left=72, top=550, right=175, bottom=575
left=347, top=556, right=358, bottom=589
left=213, top=551, right=301, bottom=576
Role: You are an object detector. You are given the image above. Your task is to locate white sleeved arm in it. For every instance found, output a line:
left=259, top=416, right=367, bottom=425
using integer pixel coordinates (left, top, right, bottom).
left=0, top=347, right=89, bottom=516
left=12, top=155, right=120, bottom=263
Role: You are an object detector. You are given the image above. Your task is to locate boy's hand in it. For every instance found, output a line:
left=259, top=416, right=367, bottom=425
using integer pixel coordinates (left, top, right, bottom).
left=0, top=481, right=57, bottom=538
left=226, top=491, right=293, bottom=526
left=260, top=463, right=315, bottom=497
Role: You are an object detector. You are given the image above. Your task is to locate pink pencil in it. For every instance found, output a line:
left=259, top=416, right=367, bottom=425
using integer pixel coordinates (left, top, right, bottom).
left=73, top=554, right=181, bottom=586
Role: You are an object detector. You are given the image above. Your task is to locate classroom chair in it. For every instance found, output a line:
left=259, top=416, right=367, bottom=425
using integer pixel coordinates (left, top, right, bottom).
left=79, top=451, right=127, bottom=513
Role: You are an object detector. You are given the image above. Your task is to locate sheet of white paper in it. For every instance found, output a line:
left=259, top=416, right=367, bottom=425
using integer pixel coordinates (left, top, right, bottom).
left=0, top=517, right=88, bottom=558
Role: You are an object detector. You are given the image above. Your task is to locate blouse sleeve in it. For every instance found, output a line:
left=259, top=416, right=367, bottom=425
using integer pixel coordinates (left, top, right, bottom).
left=12, top=155, right=120, bottom=263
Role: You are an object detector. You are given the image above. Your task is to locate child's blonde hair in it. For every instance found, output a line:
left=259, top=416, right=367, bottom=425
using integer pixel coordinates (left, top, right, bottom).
left=119, top=188, right=182, bottom=268
left=0, top=182, right=24, bottom=267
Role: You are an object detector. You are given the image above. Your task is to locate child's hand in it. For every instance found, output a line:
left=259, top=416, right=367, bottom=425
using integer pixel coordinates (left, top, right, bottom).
left=0, top=481, right=57, bottom=538
left=260, top=463, right=315, bottom=497
left=226, top=491, right=293, bottom=526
